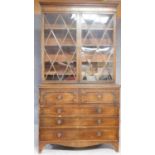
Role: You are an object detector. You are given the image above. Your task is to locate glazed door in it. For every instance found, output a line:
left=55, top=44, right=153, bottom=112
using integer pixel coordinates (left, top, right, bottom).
left=80, top=13, right=115, bottom=82
left=42, top=8, right=116, bottom=83
left=43, top=13, right=78, bottom=81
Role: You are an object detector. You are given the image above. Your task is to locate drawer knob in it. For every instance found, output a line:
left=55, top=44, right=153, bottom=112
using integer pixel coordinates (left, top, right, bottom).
left=96, top=107, right=102, bottom=114
left=57, top=132, right=63, bottom=138
left=73, top=99, right=77, bottom=103
left=57, top=119, right=63, bottom=125
left=97, top=94, right=102, bottom=99
left=57, top=108, right=62, bottom=114
left=57, top=95, right=63, bottom=100
left=97, top=119, right=102, bottom=125
left=96, top=131, right=102, bottom=137
left=81, top=91, right=86, bottom=95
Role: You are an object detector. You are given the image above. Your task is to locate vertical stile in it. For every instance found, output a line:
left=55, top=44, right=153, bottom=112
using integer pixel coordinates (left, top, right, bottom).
left=77, top=13, right=81, bottom=82
left=113, top=12, right=116, bottom=82
left=41, top=14, right=45, bottom=81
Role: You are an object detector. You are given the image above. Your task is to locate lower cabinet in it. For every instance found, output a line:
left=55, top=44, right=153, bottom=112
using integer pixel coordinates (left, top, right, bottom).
left=39, top=84, right=120, bottom=152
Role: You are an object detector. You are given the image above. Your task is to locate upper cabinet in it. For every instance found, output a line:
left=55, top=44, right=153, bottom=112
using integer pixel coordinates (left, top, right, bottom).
left=41, top=6, right=117, bottom=83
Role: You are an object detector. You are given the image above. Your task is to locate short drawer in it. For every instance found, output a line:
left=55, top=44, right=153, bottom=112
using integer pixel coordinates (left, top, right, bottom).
left=40, top=117, right=119, bottom=127
left=40, top=89, right=78, bottom=106
left=80, top=89, right=119, bottom=104
left=40, top=128, right=118, bottom=141
left=40, top=105, right=118, bottom=117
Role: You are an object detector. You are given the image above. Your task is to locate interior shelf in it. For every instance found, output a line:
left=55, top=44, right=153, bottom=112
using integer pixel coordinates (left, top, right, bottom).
left=44, top=53, right=112, bottom=63
left=44, top=38, right=76, bottom=46
left=81, top=25, right=113, bottom=30
left=44, top=54, right=76, bottom=62
left=82, top=44, right=113, bottom=47
left=44, top=24, right=76, bottom=30
left=45, top=70, right=76, bottom=76
left=44, top=39, right=112, bottom=46
left=44, top=24, right=113, bottom=30
left=81, top=53, right=113, bottom=62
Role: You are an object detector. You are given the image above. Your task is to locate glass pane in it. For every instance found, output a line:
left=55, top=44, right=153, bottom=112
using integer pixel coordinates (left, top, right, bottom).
left=44, top=13, right=77, bottom=81
left=81, top=13, right=114, bottom=82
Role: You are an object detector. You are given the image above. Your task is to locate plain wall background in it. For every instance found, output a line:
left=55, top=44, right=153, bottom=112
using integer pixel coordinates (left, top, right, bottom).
left=1, top=1, right=155, bottom=155
left=34, top=14, right=41, bottom=125
left=34, top=15, right=121, bottom=124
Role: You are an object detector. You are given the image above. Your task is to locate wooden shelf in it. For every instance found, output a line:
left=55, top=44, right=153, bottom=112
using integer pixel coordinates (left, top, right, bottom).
left=45, top=70, right=75, bottom=76
left=44, top=53, right=112, bottom=63
left=81, top=24, right=113, bottom=30
left=45, top=38, right=76, bottom=46
left=45, top=38, right=112, bottom=46
left=44, top=53, right=76, bottom=62
left=44, top=24, right=113, bottom=30
left=82, top=44, right=113, bottom=47
left=45, top=24, right=76, bottom=30
left=81, top=53, right=113, bottom=62
left=82, top=39, right=112, bottom=45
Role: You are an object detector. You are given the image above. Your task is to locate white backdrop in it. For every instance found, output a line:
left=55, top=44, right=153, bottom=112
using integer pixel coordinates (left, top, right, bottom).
left=0, top=0, right=155, bottom=155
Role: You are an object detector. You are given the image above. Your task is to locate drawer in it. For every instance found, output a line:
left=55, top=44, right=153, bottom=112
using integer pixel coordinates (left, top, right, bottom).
left=40, top=117, right=119, bottom=127
left=40, top=89, right=78, bottom=105
left=80, top=89, right=119, bottom=104
left=40, top=105, right=118, bottom=117
left=40, top=128, right=118, bottom=141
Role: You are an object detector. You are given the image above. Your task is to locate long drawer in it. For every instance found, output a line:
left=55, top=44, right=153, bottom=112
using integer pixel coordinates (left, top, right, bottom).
left=40, top=105, right=118, bottom=117
left=40, top=128, right=118, bottom=141
left=40, top=117, right=119, bottom=127
left=40, top=88, right=120, bottom=106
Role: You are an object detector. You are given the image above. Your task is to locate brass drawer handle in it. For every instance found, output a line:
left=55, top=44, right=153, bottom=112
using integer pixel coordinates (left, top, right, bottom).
left=73, top=99, right=77, bottom=103
left=57, top=119, right=63, bottom=125
left=96, top=107, right=102, bottom=114
left=96, top=119, right=102, bottom=125
left=96, top=131, right=103, bottom=137
left=56, top=95, right=63, bottom=100
left=57, top=132, right=63, bottom=138
left=81, top=91, right=86, bottom=95
left=57, top=108, right=62, bottom=114
left=97, top=94, right=102, bottom=99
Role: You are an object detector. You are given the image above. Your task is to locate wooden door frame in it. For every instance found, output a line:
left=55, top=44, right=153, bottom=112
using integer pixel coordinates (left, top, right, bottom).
left=41, top=6, right=117, bottom=83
